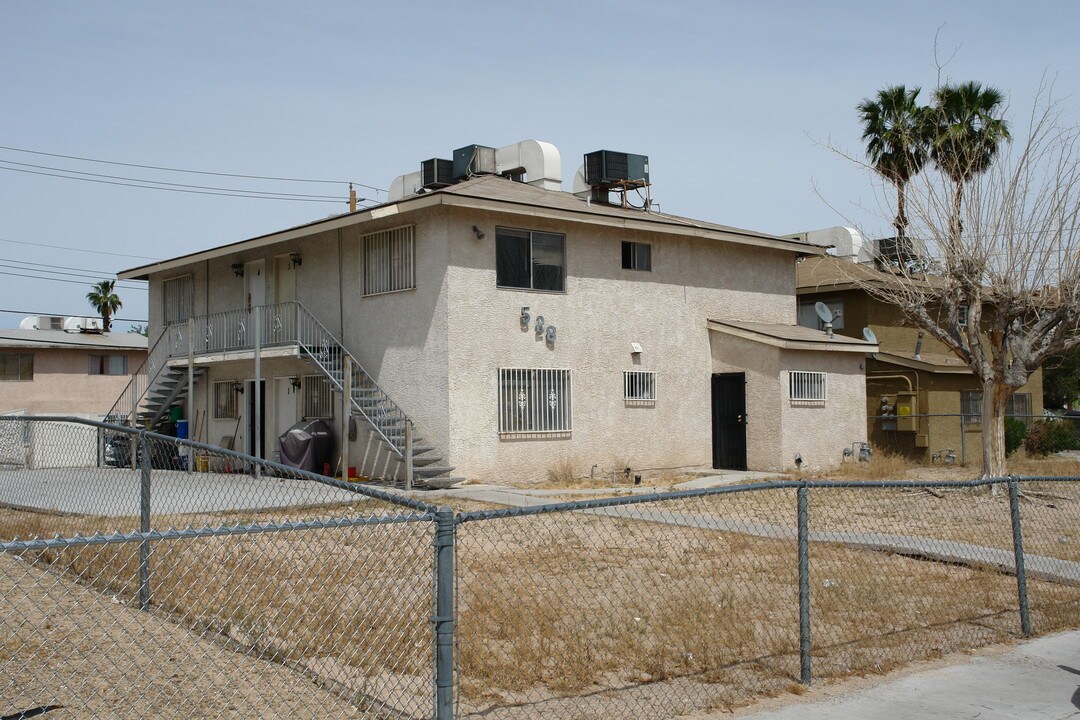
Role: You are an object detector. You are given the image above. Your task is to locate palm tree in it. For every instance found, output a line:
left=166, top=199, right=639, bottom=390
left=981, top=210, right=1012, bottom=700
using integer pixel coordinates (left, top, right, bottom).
left=857, top=85, right=931, bottom=240
left=929, top=81, right=1011, bottom=241
left=86, top=280, right=122, bottom=332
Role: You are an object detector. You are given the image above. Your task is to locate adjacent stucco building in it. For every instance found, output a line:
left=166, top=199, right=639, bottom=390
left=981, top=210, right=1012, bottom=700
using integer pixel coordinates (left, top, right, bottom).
left=118, top=142, right=874, bottom=483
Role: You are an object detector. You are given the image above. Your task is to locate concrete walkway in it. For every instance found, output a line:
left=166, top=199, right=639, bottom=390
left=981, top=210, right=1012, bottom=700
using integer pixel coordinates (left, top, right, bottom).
left=731, top=630, right=1080, bottom=720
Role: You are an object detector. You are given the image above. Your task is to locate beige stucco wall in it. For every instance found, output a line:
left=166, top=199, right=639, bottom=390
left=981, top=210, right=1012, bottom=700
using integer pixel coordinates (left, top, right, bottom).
left=0, top=347, right=145, bottom=416
left=444, top=207, right=800, bottom=481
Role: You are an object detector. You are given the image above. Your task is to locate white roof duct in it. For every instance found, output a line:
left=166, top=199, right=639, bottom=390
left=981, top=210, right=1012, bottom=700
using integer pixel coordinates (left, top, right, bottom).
left=494, top=140, right=561, bottom=190
left=796, top=227, right=871, bottom=264
left=388, top=171, right=422, bottom=202
left=571, top=164, right=589, bottom=195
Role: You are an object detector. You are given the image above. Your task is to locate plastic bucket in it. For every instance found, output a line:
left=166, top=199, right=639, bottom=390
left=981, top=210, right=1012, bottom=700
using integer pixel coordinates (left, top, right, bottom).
left=176, top=420, right=189, bottom=439
left=168, top=406, right=182, bottom=422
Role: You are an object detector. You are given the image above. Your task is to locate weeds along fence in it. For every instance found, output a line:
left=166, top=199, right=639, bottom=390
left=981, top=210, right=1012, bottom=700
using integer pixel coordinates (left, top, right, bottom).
left=2, top=417, right=1079, bottom=719
left=865, top=413, right=1078, bottom=466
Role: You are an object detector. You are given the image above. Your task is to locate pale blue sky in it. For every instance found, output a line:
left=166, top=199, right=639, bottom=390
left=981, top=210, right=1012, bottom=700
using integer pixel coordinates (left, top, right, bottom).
left=2, top=1, right=1077, bottom=329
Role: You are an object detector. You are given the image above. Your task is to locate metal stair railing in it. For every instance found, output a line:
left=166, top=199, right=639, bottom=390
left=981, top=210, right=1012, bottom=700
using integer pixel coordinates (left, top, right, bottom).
left=104, top=326, right=177, bottom=427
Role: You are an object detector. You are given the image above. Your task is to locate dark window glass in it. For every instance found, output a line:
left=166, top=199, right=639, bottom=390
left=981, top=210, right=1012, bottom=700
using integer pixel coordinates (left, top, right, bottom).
left=0, top=353, right=33, bottom=381
left=622, top=241, right=651, bottom=271
left=88, top=354, right=128, bottom=376
left=496, top=228, right=565, bottom=292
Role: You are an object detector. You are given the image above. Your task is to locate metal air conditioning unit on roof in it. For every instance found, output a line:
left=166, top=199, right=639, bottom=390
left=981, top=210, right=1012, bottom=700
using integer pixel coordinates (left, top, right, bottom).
left=584, top=150, right=650, bottom=187
left=63, top=317, right=103, bottom=333
left=421, top=158, right=454, bottom=189
left=453, top=144, right=497, bottom=180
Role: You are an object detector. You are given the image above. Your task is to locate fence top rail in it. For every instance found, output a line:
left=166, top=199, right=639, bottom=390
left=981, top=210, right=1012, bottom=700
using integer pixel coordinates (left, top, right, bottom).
left=0, top=415, right=439, bottom=514
left=454, top=475, right=1078, bottom=523
left=0, top=512, right=431, bottom=551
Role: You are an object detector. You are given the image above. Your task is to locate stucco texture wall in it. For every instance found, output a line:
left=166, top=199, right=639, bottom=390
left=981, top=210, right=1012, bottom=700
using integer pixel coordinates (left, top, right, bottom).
left=0, top=348, right=145, bottom=416
left=445, top=207, right=799, bottom=482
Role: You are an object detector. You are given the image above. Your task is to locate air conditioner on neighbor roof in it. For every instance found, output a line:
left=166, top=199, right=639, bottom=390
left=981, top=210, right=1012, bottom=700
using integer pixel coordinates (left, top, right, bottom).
left=63, top=317, right=103, bottom=333
left=421, top=158, right=454, bottom=189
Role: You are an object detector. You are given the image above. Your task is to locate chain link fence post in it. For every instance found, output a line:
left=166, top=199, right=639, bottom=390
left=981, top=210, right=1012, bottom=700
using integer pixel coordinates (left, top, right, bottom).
left=434, top=507, right=455, bottom=720
left=797, top=481, right=812, bottom=685
left=138, top=431, right=152, bottom=611
left=1007, top=476, right=1032, bottom=636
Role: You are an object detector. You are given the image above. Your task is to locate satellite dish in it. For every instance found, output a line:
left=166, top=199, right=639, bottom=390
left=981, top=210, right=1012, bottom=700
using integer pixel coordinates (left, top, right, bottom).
left=863, top=327, right=879, bottom=344
left=814, top=302, right=834, bottom=324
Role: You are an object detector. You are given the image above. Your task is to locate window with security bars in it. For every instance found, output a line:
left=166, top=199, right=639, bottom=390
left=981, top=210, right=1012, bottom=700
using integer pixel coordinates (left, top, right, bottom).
left=498, top=368, right=572, bottom=434
left=789, top=371, right=826, bottom=404
left=363, top=226, right=415, bottom=296
left=962, top=390, right=1031, bottom=425
left=302, top=375, right=334, bottom=419
left=213, top=381, right=238, bottom=419
left=163, top=274, right=194, bottom=326
left=624, top=370, right=656, bottom=402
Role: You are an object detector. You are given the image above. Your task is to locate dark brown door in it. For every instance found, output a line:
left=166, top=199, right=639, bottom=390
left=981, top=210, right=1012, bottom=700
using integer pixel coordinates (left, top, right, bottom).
left=712, top=373, right=747, bottom=470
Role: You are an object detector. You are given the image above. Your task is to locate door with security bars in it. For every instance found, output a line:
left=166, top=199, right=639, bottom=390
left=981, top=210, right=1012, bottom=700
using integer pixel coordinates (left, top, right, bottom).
left=711, top=373, right=747, bottom=470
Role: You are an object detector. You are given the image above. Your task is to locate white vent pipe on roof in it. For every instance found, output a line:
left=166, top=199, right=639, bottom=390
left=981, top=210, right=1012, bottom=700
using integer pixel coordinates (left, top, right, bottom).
left=495, top=140, right=561, bottom=190
left=388, top=171, right=423, bottom=202
left=796, top=227, right=871, bottom=265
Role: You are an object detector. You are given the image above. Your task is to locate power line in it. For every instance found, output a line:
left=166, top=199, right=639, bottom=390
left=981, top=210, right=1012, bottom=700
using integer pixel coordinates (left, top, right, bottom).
left=0, top=308, right=147, bottom=322
left=0, top=269, right=147, bottom=289
left=0, top=262, right=140, bottom=286
left=0, top=158, right=347, bottom=199
left=0, top=143, right=387, bottom=193
left=3, top=258, right=123, bottom=278
left=0, top=164, right=349, bottom=203
left=0, top=237, right=160, bottom=261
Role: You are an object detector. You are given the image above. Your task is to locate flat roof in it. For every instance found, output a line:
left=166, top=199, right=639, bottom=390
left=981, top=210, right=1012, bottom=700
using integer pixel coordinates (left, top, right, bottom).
left=120, top=175, right=827, bottom=280
left=0, top=329, right=148, bottom=351
left=708, top=319, right=878, bottom=353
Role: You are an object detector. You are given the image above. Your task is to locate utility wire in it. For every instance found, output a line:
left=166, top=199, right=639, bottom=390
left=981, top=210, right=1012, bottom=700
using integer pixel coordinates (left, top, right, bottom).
left=3, top=258, right=124, bottom=278
left=0, top=237, right=160, bottom=261
left=0, top=143, right=387, bottom=193
left=0, top=263, right=141, bottom=287
left=0, top=269, right=148, bottom=289
left=0, top=165, right=349, bottom=203
left=0, top=308, right=147, bottom=322
left=0, top=159, right=346, bottom=199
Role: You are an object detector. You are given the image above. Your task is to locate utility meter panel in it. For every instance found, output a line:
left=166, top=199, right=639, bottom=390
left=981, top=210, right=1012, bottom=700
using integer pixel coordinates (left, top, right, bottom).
left=895, top=391, right=918, bottom=432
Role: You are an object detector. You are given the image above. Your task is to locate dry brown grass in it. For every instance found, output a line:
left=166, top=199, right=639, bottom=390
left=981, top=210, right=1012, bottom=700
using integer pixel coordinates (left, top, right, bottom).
left=808, top=452, right=912, bottom=481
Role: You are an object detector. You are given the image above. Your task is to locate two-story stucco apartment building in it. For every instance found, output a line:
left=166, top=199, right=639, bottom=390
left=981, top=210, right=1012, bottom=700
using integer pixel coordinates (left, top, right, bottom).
left=118, top=141, right=875, bottom=484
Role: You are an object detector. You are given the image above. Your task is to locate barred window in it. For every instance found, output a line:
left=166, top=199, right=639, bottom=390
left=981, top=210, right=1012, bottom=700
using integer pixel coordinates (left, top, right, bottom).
left=789, top=371, right=826, bottom=404
left=963, top=390, right=1031, bottom=425
left=363, top=226, right=415, bottom=296
left=213, top=381, right=238, bottom=419
left=88, top=354, right=128, bottom=376
left=302, top=375, right=334, bottom=419
left=958, top=304, right=969, bottom=327
left=623, top=370, right=656, bottom=402
left=163, top=274, right=194, bottom=326
left=498, top=368, right=572, bottom=435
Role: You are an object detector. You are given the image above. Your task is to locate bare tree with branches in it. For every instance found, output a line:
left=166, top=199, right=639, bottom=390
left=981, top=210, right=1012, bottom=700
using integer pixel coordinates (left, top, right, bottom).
left=846, top=87, right=1080, bottom=477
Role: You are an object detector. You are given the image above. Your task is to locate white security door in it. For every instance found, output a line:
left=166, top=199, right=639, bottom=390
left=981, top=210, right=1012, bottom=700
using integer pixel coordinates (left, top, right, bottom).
left=244, top=259, right=266, bottom=310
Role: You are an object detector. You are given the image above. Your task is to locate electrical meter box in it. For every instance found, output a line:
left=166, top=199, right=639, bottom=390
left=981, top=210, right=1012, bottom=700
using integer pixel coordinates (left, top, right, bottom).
left=895, top=391, right=918, bottom=431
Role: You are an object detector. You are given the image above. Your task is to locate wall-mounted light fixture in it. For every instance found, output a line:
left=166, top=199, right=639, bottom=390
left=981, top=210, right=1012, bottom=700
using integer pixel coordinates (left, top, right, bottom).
left=231, top=264, right=244, bottom=278
left=472, top=225, right=485, bottom=240
left=289, top=252, right=302, bottom=268
left=289, top=377, right=302, bottom=391
left=232, top=381, right=244, bottom=395
left=630, top=341, right=643, bottom=354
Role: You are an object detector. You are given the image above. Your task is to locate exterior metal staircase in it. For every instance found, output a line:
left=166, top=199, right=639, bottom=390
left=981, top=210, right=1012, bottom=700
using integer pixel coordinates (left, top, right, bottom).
left=105, top=302, right=460, bottom=488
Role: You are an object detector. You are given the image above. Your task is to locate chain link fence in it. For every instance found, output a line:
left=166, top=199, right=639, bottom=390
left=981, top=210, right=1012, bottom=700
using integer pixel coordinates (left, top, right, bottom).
left=2, top=417, right=1079, bottom=718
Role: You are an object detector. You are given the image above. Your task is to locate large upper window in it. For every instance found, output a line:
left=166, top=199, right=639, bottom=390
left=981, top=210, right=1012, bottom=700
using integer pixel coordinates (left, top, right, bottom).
left=0, top=353, right=32, bottom=382
left=163, top=275, right=194, bottom=326
left=363, top=225, right=415, bottom=296
left=496, top=228, right=565, bottom=292
left=88, top=355, right=128, bottom=376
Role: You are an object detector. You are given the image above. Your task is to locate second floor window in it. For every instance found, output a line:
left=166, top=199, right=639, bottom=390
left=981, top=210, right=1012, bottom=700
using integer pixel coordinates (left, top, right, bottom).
left=163, top=275, right=194, bottom=326
left=363, top=226, right=415, bottom=296
left=496, top=228, right=565, bottom=292
left=622, top=241, right=652, bottom=271
left=88, top=355, right=127, bottom=376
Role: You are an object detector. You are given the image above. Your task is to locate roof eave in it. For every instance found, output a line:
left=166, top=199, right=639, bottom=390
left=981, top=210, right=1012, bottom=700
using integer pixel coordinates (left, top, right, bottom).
left=707, top=320, right=878, bottom=353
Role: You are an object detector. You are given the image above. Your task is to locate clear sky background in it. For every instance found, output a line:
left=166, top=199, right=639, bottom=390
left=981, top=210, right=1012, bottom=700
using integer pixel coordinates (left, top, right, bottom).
left=2, top=1, right=1077, bottom=330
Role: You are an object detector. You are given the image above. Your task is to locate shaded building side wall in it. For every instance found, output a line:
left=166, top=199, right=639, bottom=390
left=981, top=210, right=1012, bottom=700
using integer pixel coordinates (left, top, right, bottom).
left=1, top=348, right=145, bottom=416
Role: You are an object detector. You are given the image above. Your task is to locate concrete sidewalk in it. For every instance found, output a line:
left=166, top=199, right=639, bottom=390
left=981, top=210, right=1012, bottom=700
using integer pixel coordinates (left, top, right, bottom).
left=730, top=630, right=1080, bottom=720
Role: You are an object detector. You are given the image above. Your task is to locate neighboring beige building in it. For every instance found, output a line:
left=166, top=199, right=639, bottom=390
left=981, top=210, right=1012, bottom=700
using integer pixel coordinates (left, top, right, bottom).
left=0, top=325, right=148, bottom=417
left=118, top=142, right=875, bottom=484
